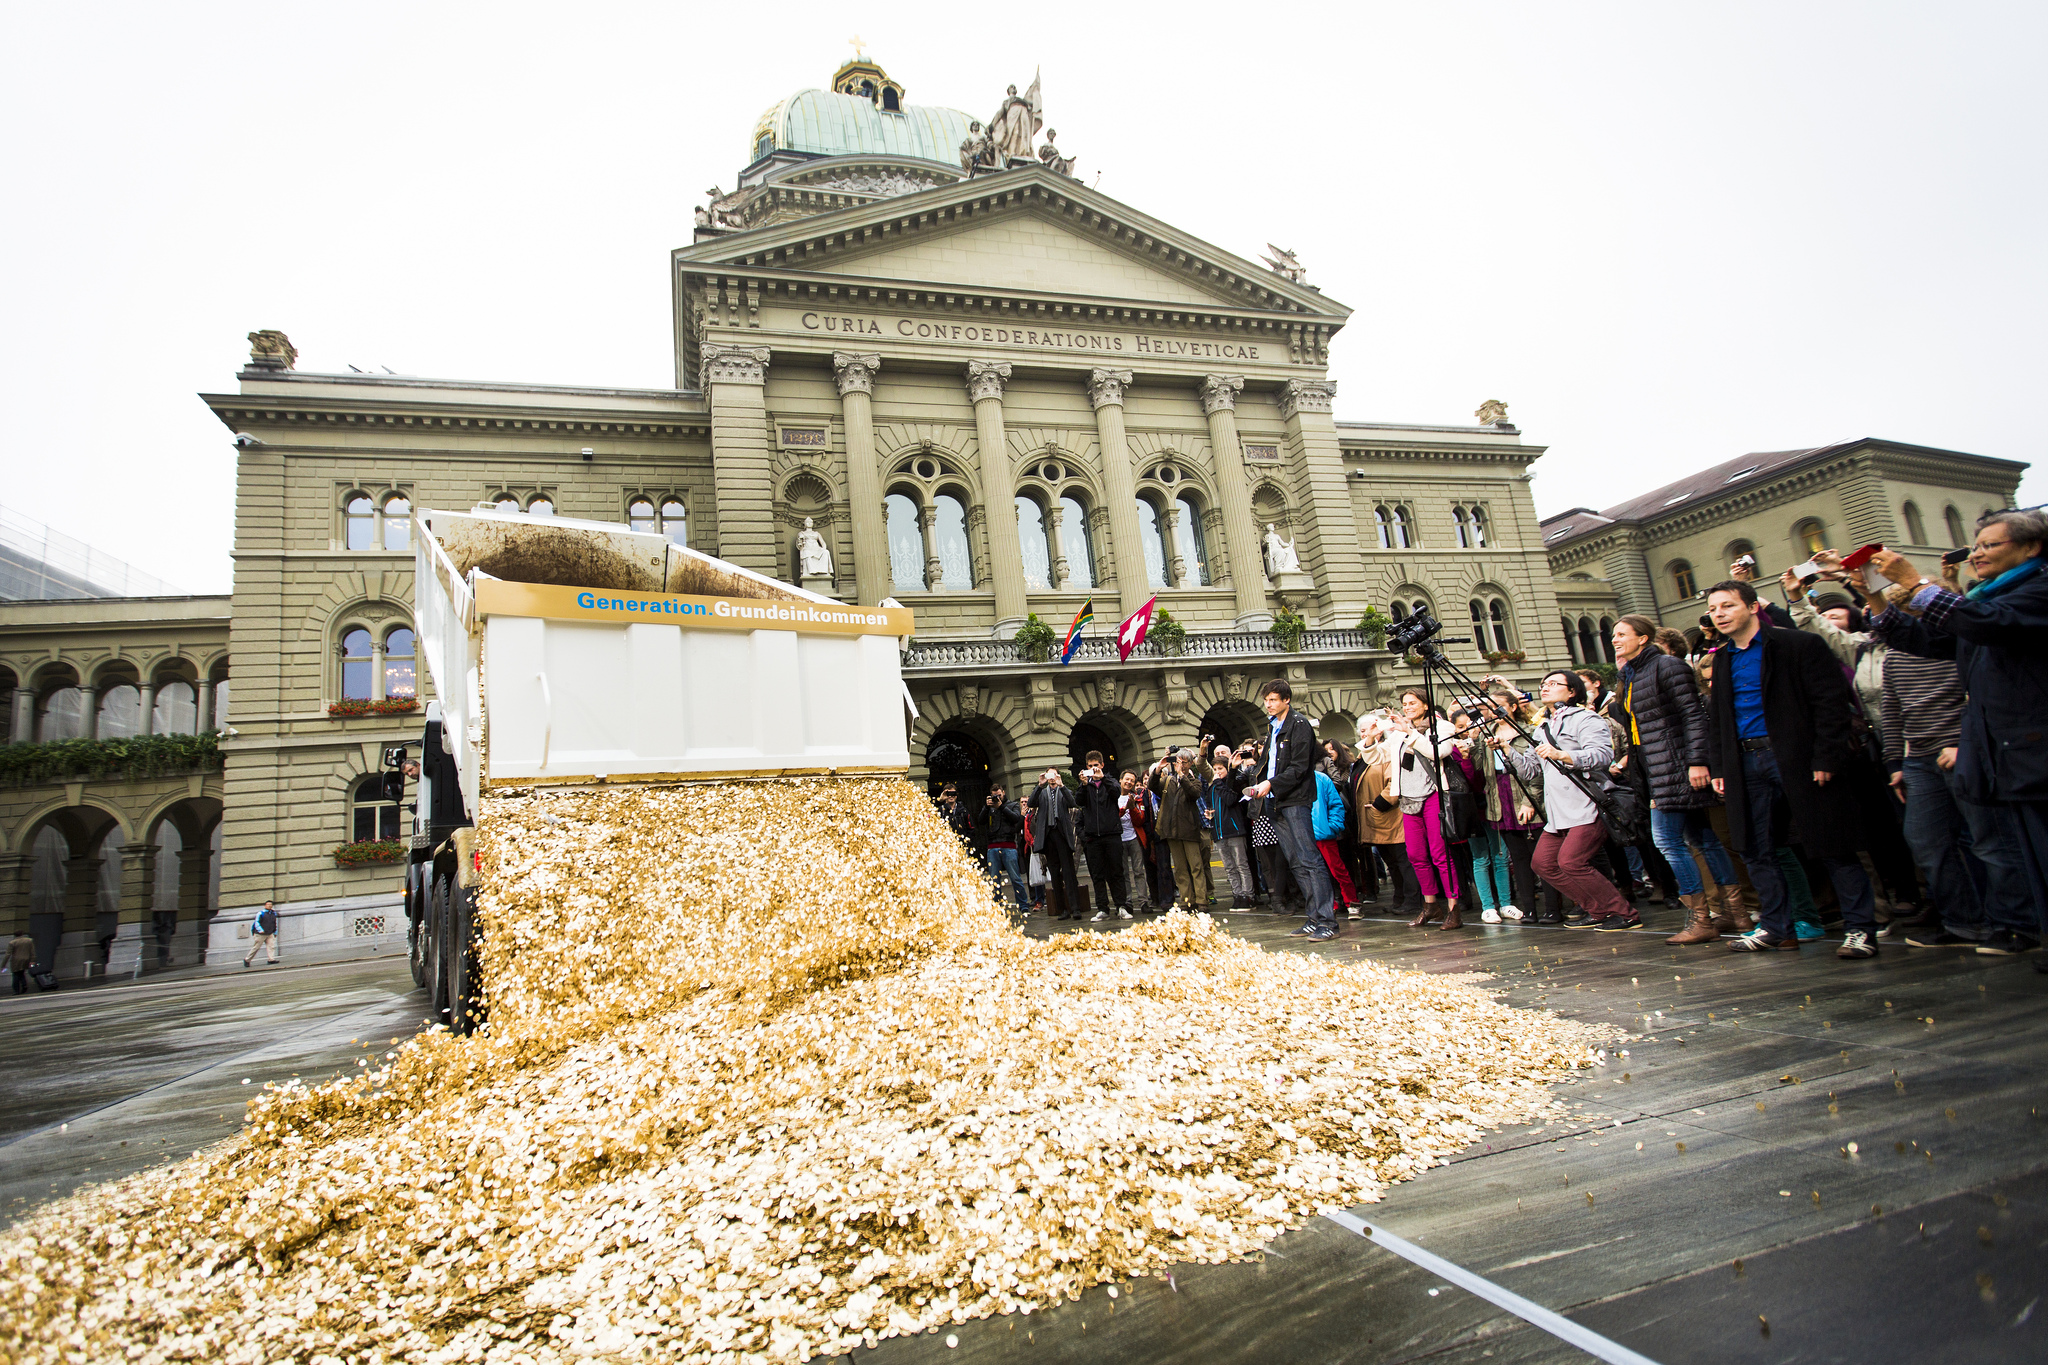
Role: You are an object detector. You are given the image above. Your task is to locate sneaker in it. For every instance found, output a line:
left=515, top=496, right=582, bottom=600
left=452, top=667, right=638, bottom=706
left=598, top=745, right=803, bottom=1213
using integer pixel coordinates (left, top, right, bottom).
left=1307, top=926, right=1337, bottom=941
left=1481, top=908, right=1502, bottom=924
left=1837, top=931, right=1878, bottom=960
left=1347, top=904, right=1362, bottom=920
left=1563, top=909, right=1590, bottom=926
left=1792, top=919, right=1825, bottom=942
left=1594, top=913, right=1643, bottom=933
left=1117, top=907, right=1133, bottom=920
left=1089, top=911, right=1107, bottom=922
left=1728, top=928, right=1792, bottom=952
left=1499, top=904, right=1523, bottom=921
left=241, top=959, right=251, bottom=970
left=1976, top=930, right=2041, bottom=956
left=1904, top=927, right=1978, bottom=948
left=1288, top=924, right=1314, bottom=937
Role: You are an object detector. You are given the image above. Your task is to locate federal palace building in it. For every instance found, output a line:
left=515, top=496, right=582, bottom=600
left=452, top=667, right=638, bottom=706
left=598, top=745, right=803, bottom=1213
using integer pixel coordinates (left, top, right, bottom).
left=0, top=55, right=2025, bottom=974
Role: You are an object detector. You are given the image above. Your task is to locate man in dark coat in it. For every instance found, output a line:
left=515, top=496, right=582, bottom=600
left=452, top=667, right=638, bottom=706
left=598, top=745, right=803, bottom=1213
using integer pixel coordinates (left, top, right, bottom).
left=1868, top=509, right=2048, bottom=965
left=1702, top=579, right=1879, bottom=957
left=1075, top=751, right=1129, bottom=919
left=1026, top=768, right=1085, bottom=921
left=1242, top=679, right=1338, bottom=940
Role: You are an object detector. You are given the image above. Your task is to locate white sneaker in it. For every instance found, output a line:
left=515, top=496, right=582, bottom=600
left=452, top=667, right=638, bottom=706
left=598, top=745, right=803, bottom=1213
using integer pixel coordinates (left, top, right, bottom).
left=1089, top=910, right=1107, bottom=922
left=1500, top=904, right=1523, bottom=921
left=1117, top=908, right=1133, bottom=919
left=1481, top=908, right=1502, bottom=924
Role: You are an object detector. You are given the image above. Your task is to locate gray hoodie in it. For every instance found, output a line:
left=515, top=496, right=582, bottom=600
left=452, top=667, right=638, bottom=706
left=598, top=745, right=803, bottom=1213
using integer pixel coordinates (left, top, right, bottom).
left=1501, top=704, right=1612, bottom=832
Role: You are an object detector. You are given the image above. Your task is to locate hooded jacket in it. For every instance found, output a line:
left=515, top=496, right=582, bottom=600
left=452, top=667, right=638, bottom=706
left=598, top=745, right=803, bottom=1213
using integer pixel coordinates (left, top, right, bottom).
left=1613, top=648, right=1717, bottom=810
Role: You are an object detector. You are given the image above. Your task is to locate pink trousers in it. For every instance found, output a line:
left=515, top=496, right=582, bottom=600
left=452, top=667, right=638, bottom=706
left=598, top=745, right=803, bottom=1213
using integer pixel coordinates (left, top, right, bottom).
left=1402, top=794, right=1460, bottom=897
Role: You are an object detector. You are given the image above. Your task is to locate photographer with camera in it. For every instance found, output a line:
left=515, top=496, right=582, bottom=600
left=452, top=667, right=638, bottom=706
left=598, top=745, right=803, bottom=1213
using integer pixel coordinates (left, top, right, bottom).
left=1387, top=689, right=1467, bottom=928
left=1148, top=744, right=1207, bottom=914
left=1493, top=671, right=1638, bottom=929
left=1026, top=768, right=1085, bottom=922
left=979, top=782, right=1027, bottom=915
left=1116, top=769, right=1156, bottom=911
left=1075, top=750, right=1131, bottom=920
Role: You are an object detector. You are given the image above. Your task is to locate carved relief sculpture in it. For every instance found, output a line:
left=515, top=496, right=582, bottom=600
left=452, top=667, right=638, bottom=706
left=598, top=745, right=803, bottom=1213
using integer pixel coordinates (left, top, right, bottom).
left=832, top=351, right=880, bottom=396
left=1264, top=523, right=1301, bottom=575
left=964, top=358, right=1012, bottom=402
left=797, top=518, right=833, bottom=578
left=1475, top=399, right=1510, bottom=426
left=1086, top=368, right=1133, bottom=409
left=247, top=330, right=297, bottom=371
left=1278, top=379, right=1337, bottom=420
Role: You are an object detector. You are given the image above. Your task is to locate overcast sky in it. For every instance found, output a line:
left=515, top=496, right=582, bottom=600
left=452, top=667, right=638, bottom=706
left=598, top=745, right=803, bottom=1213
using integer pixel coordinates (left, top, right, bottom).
left=5, top=1, right=2041, bottom=595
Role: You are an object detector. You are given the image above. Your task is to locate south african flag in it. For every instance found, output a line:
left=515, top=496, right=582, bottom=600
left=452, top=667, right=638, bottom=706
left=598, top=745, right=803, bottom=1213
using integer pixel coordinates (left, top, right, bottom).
left=1060, top=598, right=1095, bottom=664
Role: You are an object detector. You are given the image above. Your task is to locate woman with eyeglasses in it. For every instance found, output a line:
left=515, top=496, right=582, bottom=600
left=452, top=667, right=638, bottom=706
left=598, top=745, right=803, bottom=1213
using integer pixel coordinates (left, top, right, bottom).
left=1493, top=670, right=1637, bottom=929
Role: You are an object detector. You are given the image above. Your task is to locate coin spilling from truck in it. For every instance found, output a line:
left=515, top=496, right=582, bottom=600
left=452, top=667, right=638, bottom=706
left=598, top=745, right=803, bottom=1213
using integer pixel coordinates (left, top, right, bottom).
left=0, top=511, right=1613, bottom=1364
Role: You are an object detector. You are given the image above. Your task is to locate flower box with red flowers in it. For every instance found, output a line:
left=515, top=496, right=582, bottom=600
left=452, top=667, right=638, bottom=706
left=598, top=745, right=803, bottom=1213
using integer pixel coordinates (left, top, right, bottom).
left=326, top=697, right=421, bottom=718
left=332, top=838, right=405, bottom=868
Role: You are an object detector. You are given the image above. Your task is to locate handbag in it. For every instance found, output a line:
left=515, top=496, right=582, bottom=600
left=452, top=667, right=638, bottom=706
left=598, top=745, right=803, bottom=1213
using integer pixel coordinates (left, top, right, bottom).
left=1027, top=852, right=1047, bottom=887
left=31, top=966, right=58, bottom=992
left=1539, top=722, right=1645, bottom=845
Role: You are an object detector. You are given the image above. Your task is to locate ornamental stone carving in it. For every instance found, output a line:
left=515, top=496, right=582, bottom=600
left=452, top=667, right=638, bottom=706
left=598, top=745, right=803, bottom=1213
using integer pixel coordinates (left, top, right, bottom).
left=1029, top=675, right=1058, bottom=733
left=701, top=343, right=770, bottom=386
left=1198, top=374, right=1244, bottom=415
left=1475, top=398, right=1510, bottom=426
left=1037, top=130, right=1077, bottom=178
left=958, top=683, right=979, bottom=718
left=1099, top=675, right=1118, bottom=710
left=1278, top=379, right=1337, bottom=420
left=247, top=330, right=297, bottom=371
left=797, top=518, right=833, bottom=577
left=989, top=78, right=1042, bottom=166
left=1264, top=523, right=1302, bottom=574
left=1160, top=669, right=1189, bottom=724
left=832, top=351, right=881, bottom=396
left=965, top=359, right=1013, bottom=403
left=1087, top=368, right=1134, bottom=410
left=959, top=121, right=998, bottom=177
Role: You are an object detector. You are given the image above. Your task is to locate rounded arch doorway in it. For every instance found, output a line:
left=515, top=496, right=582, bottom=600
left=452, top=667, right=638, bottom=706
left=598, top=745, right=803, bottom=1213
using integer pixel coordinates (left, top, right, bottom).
left=1068, top=720, right=1124, bottom=783
left=925, top=727, right=992, bottom=810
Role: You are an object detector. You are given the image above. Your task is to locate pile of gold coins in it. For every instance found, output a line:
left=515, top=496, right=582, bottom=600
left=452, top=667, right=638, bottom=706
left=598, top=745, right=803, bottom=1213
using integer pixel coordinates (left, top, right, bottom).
left=0, top=780, right=1609, bottom=1363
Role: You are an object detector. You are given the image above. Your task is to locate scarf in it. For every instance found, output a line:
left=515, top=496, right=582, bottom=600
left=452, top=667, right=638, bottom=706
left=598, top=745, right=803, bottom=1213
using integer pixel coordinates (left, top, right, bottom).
left=1967, top=554, right=2046, bottom=601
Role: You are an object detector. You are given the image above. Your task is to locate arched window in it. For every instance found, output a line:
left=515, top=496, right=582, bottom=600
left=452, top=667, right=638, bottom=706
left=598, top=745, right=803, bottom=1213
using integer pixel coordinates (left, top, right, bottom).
left=1469, top=594, right=1513, bottom=653
left=1453, top=508, right=1471, bottom=548
left=1390, top=505, right=1414, bottom=549
left=97, top=684, right=142, bottom=738
left=1060, top=496, right=1095, bottom=590
left=491, top=493, right=521, bottom=513
left=351, top=775, right=401, bottom=843
left=382, top=495, right=411, bottom=550
left=1726, top=538, right=1756, bottom=567
left=1469, top=506, right=1488, bottom=548
left=1598, top=617, right=1617, bottom=663
left=1793, top=518, right=1827, bottom=555
left=885, top=494, right=924, bottom=591
left=1489, top=599, right=1511, bottom=652
left=1562, top=617, right=1580, bottom=665
left=383, top=628, right=417, bottom=700
left=38, top=686, right=85, bottom=741
left=628, top=497, right=657, bottom=533
left=345, top=494, right=377, bottom=550
left=1016, top=497, right=1052, bottom=589
left=1901, top=502, right=1926, bottom=545
left=1135, top=499, right=1170, bottom=588
left=1390, top=601, right=1409, bottom=622
left=933, top=494, right=971, bottom=590
left=1173, top=495, right=1209, bottom=587
left=527, top=495, right=555, bottom=517
left=1671, top=560, right=1697, bottom=598
left=213, top=679, right=231, bottom=726
left=1944, top=505, right=1967, bottom=546
left=154, top=681, right=196, bottom=735
left=1374, top=505, right=1394, bottom=549
left=340, top=628, right=373, bottom=700
left=659, top=498, right=687, bottom=546
left=1577, top=617, right=1601, bottom=666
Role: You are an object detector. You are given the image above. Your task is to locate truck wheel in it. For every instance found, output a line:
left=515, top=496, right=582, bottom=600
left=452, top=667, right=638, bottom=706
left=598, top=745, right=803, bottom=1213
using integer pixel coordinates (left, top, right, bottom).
left=405, top=864, right=428, bottom=989
left=426, top=872, right=451, bottom=1015
left=445, top=880, right=484, bottom=1036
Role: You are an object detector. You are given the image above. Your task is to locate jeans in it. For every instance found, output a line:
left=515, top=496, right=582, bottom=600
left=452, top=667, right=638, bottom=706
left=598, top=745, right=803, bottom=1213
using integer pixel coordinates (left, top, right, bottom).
left=1122, top=838, right=1154, bottom=908
left=2003, top=800, right=2048, bottom=942
left=1218, top=836, right=1255, bottom=899
left=1649, top=807, right=1737, bottom=897
left=1900, top=757, right=1985, bottom=938
left=1739, top=749, right=1876, bottom=937
left=985, top=845, right=1026, bottom=911
left=1955, top=796, right=2041, bottom=938
left=1469, top=828, right=1513, bottom=910
left=1274, top=803, right=1336, bottom=930
left=1083, top=834, right=1127, bottom=912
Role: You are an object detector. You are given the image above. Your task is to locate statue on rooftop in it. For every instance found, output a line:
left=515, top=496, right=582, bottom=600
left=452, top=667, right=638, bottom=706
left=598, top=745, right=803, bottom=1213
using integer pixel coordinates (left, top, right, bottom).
left=959, top=120, right=997, bottom=176
left=1475, top=399, right=1509, bottom=426
left=1261, top=245, right=1306, bottom=284
left=1037, top=129, right=1076, bottom=178
left=247, top=330, right=297, bottom=371
left=989, top=74, right=1042, bottom=165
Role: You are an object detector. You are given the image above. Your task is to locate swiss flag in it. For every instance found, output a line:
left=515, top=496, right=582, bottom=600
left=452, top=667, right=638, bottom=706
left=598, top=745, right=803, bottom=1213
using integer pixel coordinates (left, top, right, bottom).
left=1116, top=596, right=1158, bottom=662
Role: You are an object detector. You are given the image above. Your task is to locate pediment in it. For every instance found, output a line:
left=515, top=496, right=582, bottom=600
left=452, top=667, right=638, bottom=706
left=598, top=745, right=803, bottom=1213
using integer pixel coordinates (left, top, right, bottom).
left=676, top=165, right=1347, bottom=322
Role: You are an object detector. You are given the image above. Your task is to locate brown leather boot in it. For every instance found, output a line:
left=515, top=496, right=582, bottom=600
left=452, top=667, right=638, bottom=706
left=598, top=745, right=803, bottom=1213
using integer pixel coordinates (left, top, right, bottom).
left=1717, top=884, right=1754, bottom=933
left=1409, top=900, right=1443, bottom=927
left=1441, top=904, right=1464, bottom=930
left=1666, top=892, right=1719, bottom=944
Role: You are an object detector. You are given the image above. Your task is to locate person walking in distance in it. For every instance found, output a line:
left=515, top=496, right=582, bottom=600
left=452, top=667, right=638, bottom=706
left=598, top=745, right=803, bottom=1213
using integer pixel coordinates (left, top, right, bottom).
left=1243, top=679, right=1340, bottom=941
left=243, top=900, right=281, bottom=968
left=8, top=929, right=33, bottom=994
left=1701, top=579, right=1882, bottom=958
left=1026, top=768, right=1086, bottom=922
left=1075, top=751, right=1131, bottom=919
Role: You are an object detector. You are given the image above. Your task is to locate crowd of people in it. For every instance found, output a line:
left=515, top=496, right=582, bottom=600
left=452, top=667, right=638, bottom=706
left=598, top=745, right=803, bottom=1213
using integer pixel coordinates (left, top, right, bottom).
left=933, top=508, right=2047, bottom=969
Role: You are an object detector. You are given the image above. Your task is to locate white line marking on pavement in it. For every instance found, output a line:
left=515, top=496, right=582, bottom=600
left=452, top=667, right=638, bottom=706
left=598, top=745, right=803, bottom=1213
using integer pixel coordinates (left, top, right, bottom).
left=1324, top=1211, right=1664, bottom=1365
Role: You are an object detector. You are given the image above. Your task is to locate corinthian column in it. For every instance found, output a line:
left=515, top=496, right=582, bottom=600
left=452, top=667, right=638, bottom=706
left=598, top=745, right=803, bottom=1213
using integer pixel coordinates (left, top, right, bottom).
left=966, top=360, right=1027, bottom=634
left=832, top=352, right=887, bottom=604
left=1087, top=368, right=1151, bottom=619
left=1200, top=374, right=1270, bottom=627
left=703, top=343, right=775, bottom=576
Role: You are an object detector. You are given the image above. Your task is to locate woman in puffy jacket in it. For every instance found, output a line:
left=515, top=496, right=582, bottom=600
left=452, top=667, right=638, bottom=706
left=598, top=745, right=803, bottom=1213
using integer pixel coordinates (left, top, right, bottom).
left=1311, top=764, right=1361, bottom=909
left=1610, top=615, right=1746, bottom=943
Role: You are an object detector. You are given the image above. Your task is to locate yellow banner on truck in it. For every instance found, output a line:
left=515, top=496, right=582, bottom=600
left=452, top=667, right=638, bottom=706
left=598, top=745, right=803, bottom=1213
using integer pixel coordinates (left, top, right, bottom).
left=473, top=580, right=916, bottom=638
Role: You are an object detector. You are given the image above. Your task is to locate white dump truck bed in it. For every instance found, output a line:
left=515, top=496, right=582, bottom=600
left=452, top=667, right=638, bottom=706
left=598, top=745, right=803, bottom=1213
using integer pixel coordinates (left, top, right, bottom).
left=412, top=507, right=914, bottom=813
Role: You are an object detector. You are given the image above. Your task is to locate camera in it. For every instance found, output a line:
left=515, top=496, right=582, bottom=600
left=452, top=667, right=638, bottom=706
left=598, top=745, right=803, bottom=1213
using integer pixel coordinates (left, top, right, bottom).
left=1385, top=604, right=1443, bottom=654
left=1942, top=547, right=1971, bottom=565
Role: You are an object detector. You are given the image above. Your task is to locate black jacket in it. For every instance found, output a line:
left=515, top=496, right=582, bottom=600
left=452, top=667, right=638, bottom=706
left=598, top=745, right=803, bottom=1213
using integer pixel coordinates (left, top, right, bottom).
left=979, top=798, right=1024, bottom=847
left=1871, top=564, right=2048, bottom=803
left=1075, top=775, right=1124, bottom=839
left=1613, top=650, right=1716, bottom=810
left=1265, top=710, right=1321, bottom=809
left=1209, top=765, right=1249, bottom=840
left=1703, top=624, right=1865, bottom=860
left=1026, top=781, right=1080, bottom=850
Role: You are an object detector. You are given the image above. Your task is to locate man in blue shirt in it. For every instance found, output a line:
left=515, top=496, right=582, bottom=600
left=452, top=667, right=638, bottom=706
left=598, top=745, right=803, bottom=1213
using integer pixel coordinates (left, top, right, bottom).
left=1703, top=578, right=1879, bottom=958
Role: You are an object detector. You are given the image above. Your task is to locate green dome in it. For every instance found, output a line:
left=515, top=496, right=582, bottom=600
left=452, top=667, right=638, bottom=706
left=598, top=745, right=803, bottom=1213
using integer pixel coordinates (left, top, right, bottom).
left=750, top=88, right=974, bottom=169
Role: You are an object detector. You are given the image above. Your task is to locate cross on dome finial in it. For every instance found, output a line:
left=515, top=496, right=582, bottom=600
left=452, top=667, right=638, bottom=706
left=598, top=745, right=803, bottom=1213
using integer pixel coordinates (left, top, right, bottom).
left=848, top=34, right=867, bottom=58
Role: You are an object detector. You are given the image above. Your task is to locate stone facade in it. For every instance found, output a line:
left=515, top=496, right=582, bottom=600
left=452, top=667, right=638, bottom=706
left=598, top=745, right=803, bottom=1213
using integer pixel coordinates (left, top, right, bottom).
left=1541, top=438, right=2027, bottom=661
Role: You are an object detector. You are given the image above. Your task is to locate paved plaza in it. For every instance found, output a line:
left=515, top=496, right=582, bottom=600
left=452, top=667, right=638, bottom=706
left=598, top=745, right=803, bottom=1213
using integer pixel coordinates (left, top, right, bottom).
left=3, top=915, right=2044, bottom=1363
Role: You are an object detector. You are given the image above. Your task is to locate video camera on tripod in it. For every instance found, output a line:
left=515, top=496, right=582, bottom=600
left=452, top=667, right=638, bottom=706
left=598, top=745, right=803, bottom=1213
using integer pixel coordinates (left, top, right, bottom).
left=1383, top=604, right=1468, bottom=660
